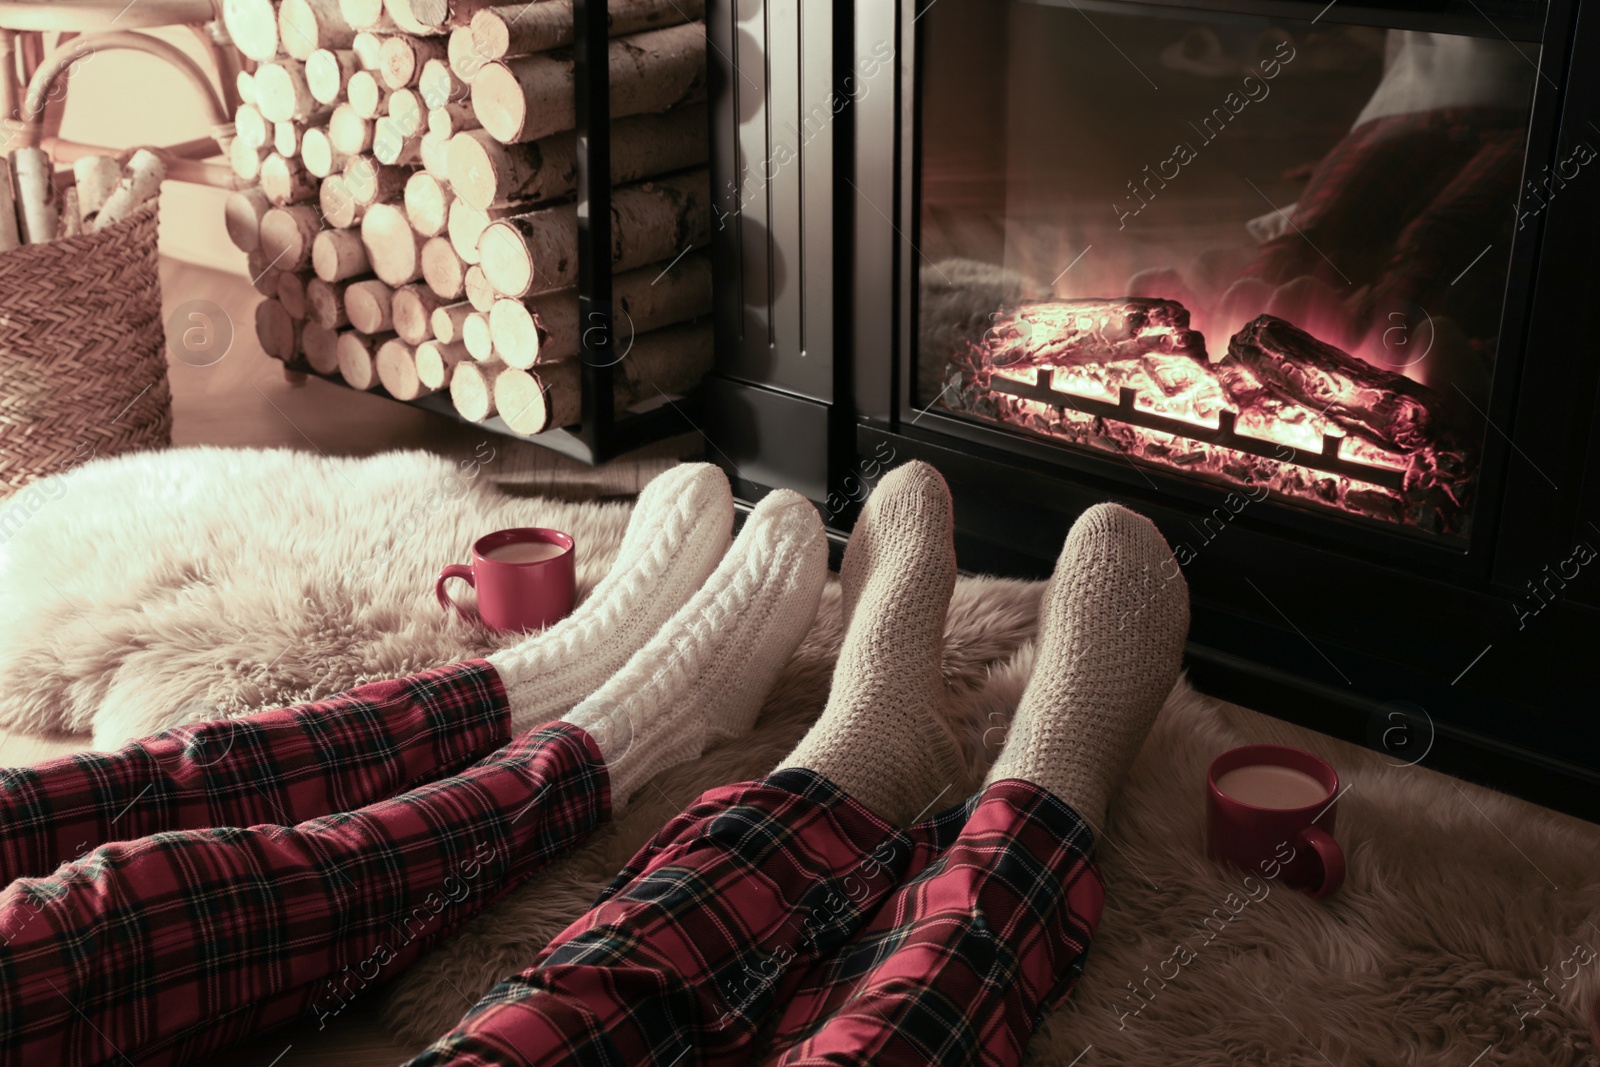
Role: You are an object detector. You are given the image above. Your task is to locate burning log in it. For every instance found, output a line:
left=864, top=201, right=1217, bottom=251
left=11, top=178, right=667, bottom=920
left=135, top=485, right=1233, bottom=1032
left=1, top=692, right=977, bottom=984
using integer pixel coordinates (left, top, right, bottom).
left=1221, top=315, right=1456, bottom=456
left=975, top=298, right=1207, bottom=372
left=446, top=104, right=706, bottom=211
left=470, top=23, right=705, bottom=144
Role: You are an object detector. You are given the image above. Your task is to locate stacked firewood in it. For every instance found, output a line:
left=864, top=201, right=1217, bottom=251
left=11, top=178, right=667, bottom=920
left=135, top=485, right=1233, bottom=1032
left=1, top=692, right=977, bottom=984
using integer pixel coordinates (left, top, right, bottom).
left=222, top=0, right=713, bottom=435
left=0, top=148, right=165, bottom=249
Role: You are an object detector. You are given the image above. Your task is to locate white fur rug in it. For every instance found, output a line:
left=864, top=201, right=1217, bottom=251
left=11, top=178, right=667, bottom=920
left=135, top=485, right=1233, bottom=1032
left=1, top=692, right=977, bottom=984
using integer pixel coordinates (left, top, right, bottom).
left=2, top=447, right=1597, bottom=1066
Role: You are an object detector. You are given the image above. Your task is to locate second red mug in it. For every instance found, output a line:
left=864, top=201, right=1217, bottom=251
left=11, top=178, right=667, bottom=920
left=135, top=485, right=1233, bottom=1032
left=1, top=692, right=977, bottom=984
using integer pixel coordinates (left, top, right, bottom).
left=1206, top=743, right=1346, bottom=899
left=436, top=527, right=576, bottom=634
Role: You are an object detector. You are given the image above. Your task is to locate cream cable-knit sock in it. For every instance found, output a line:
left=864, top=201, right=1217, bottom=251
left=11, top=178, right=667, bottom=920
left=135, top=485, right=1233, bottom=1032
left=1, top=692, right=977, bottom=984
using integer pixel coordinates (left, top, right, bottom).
left=561, top=488, right=828, bottom=808
left=984, top=502, right=1189, bottom=828
left=776, top=461, right=967, bottom=827
left=487, top=463, right=733, bottom=733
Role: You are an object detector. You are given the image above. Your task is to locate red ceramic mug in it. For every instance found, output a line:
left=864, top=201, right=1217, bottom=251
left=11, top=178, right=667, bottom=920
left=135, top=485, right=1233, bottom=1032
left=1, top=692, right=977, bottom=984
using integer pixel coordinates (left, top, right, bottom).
left=1206, top=743, right=1346, bottom=899
left=436, top=528, right=576, bottom=634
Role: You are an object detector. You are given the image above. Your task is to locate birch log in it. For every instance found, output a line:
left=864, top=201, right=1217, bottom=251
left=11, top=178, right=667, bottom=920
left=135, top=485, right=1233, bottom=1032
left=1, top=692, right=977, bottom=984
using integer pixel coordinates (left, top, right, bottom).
left=225, top=186, right=273, bottom=252
left=300, top=127, right=349, bottom=177
left=447, top=25, right=486, bottom=82
left=344, top=155, right=409, bottom=206
left=223, top=0, right=281, bottom=62
left=418, top=58, right=464, bottom=111
left=320, top=173, right=362, bottom=228
left=382, top=0, right=445, bottom=36
left=306, top=276, right=355, bottom=328
left=237, top=69, right=258, bottom=105
left=301, top=320, right=342, bottom=373
left=328, top=104, right=374, bottom=155
left=478, top=169, right=710, bottom=297
left=447, top=104, right=705, bottom=211
left=462, top=311, right=494, bottom=361
left=498, top=319, right=711, bottom=433
left=380, top=34, right=447, bottom=90
left=279, top=0, right=358, bottom=59
left=247, top=248, right=282, bottom=295
left=260, top=204, right=322, bottom=271
left=344, top=278, right=395, bottom=332
left=430, top=301, right=474, bottom=343
left=372, top=116, right=422, bottom=165
left=446, top=196, right=536, bottom=264
left=277, top=270, right=312, bottom=319
left=337, top=329, right=385, bottom=389
left=449, top=359, right=506, bottom=421
left=255, top=298, right=301, bottom=360
left=470, top=23, right=705, bottom=144
left=95, top=149, right=166, bottom=229
left=255, top=62, right=320, bottom=123
left=488, top=251, right=712, bottom=366
left=408, top=0, right=497, bottom=28
left=10, top=149, right=58, bottom=245
left=420, top=130, right=451, bottom=179
left=428, top=101, right=477, bottom=140
left=231, top=139, right=270, bottom=182
left=464, top=264, right=496, bottom=311
left=260, top=153, right=319, bottom=205
left=421, top=235, right=466, bottom=299
left=352, top=29, right=387, bottom=67
left=339, top=0, right=391, bottom=30
left=470, top=0, right=704, bottom=60
left=362, top=202, right=426, bottom=286
left=0, top=165, right=19, bottom=252
left=416, top=338, right=469, bottom=389
left=347, top=70, right=386, bottom=118
left=391, top=282, right=446, bottom=342
left=405, top=171, right=453, bottom=235
left=377, top=337, right=431, bottom=398
left=306, top=48, right=361, bottom=104
left=313, top=226, right=371, bottom=280
left=73, top=154, right=123, bottom=220
left=235, top=104, right=270, bottom=149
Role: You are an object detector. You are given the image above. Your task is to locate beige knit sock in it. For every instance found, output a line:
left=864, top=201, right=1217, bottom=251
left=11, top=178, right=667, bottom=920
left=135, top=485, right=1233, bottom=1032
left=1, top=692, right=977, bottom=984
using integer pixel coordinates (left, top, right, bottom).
left=562, top=489, right=828, bottom=808
left=984, top=502, right=1189, bottom=828
left=488, top=463, right=733, bottom=733
left=776, top=461, right=967, bottom=827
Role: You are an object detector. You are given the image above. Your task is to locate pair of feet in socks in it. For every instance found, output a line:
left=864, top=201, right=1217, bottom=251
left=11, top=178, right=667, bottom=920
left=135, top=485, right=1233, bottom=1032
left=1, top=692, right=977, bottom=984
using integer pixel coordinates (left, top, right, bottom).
left=486, top=460, right=1189, bottom=830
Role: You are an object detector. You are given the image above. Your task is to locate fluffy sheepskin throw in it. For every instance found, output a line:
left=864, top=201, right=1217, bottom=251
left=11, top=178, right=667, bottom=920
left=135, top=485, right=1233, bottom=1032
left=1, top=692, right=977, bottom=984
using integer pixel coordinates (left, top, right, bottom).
left=1, top=446, right=1596, bottom=1066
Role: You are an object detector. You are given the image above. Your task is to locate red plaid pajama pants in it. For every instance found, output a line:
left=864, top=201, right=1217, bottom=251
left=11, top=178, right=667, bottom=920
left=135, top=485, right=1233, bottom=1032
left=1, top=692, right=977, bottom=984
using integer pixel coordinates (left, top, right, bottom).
left=0, top=663, right=1104, bottom=1066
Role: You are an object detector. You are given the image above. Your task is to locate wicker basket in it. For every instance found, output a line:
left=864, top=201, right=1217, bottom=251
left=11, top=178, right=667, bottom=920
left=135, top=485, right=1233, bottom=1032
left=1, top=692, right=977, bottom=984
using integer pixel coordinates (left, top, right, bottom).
left=0, top=198, right=170, bottom=498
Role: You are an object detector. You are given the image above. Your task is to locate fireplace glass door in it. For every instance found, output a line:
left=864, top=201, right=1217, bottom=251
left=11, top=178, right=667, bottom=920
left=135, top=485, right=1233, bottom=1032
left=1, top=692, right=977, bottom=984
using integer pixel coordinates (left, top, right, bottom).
left=914, top=0, right=1546, bottom=540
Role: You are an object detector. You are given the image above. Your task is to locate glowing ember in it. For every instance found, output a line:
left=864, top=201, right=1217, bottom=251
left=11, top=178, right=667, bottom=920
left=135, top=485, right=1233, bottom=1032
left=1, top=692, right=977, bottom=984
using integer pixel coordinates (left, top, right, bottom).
left=940, top=300, right=1475, bottom=535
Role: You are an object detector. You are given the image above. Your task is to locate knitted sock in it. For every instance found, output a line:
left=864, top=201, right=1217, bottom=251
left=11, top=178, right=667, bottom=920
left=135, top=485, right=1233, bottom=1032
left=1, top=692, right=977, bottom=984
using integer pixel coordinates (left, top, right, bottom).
left=562, top=488, right=828, bottom=808
left=984, top=502, right=1189, bottom=828
left=776, top=461, right=967, bottom=827
left=487, top=463, right=733, bottom=733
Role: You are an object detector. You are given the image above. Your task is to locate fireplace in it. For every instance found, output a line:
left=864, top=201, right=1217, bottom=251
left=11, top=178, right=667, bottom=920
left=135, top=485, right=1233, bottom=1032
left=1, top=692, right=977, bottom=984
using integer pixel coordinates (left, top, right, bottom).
left=703, top=0, right=1600, bottom=818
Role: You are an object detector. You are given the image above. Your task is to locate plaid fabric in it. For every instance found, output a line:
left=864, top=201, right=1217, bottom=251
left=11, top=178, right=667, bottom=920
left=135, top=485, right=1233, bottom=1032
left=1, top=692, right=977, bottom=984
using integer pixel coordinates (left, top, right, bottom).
left=407, top=770, right=916, bottom=1067
left=409, top=774, right=1104, bottom=1067
left=0, top=661, right=512, bottom=884
left=0, top=721, right=609, bottom=1067
left=758, top=779, right=1104, bottom=1066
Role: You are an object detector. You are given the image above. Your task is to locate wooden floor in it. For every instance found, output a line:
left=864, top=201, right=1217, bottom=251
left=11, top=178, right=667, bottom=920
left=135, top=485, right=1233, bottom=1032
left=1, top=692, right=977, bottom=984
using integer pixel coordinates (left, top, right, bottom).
left=0, top=259, right=702, bottom=1065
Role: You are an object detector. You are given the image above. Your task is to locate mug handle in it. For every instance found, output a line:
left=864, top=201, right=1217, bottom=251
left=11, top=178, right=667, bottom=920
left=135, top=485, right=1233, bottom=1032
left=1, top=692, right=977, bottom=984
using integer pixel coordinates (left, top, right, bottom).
left=1298, top=826, right=1345, bottom=899
left=435, top=563, right=479, bottom=624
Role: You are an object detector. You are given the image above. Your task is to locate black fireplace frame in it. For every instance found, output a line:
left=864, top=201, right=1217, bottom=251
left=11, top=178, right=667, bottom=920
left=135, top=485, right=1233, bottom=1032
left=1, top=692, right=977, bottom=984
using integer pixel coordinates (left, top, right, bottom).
left=704, top=0, right=1600, bottom=820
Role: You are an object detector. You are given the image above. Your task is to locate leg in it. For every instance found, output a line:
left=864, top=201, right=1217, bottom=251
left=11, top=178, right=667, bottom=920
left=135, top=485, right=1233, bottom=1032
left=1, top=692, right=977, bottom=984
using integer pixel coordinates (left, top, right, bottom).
left=0, top=660, right=510, bottom=885
left=0, top=462, right=734, bottom=884
left=407, top=470, right=946, bottom=1067
left=0, top=721, right=608, bottom=1066
left=765, top=502, right=1189, bottom=1066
